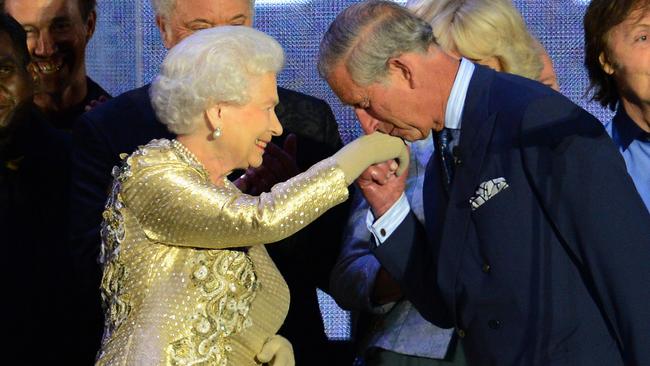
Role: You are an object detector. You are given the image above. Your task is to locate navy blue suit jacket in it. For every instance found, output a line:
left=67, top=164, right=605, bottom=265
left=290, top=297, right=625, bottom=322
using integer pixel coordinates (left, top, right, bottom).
left=69, top=84, right=350, bottom=365
left=374, top=66, right=650, bottom=365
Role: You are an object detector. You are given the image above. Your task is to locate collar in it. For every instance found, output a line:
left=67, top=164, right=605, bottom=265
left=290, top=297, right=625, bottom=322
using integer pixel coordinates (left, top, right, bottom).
left=612, top=106, right=650, bottom=150
left=444, top=58, right=475, bottom=130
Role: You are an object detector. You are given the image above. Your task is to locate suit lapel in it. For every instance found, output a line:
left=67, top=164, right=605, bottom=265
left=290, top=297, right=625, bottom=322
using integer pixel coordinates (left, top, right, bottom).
left=436, top=66, right=498, bottom=318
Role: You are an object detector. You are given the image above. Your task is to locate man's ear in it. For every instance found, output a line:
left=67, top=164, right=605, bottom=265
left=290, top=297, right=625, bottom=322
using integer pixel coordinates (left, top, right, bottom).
left=599, top=52, right=615, bottom=75
left=84, top=10, right=97, bottom=42
left=388, top=56, right=416, bottom=89
left=156, top=15, right=173, bottom=49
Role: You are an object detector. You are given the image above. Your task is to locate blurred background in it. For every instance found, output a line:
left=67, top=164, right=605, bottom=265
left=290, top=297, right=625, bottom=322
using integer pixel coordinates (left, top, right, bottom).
left=86, top=0, right=611, bottom=341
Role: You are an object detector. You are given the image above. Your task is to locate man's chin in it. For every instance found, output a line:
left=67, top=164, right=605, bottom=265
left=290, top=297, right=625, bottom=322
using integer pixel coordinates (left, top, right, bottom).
left=34, top=75, right=66, bottom=94
left=390, top=129, right=426, bottom=142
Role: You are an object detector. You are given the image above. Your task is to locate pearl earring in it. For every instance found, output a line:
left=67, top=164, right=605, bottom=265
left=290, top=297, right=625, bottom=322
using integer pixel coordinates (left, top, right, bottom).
left=212, top=127, right=222, bottom=140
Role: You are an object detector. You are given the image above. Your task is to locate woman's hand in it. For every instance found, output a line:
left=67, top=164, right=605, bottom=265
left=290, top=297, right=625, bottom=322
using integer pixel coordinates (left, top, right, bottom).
left=334, top=132, right=410, bottom=184
left=255, top=335, right=295, bottom=366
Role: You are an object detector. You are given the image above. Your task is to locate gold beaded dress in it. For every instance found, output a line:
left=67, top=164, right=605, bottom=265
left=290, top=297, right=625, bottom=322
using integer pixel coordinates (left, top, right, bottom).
left=96, top=139, right=348, bottom=366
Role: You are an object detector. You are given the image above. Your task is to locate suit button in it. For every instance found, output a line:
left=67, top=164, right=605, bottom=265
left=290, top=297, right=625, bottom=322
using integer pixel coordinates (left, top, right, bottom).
left=380, top=228, right=386, bottom=237
left=482, top=263, right=491, bottom=273
left=488, top=319, right=501, bottom=329
left=456, top=328, right=466, bottom=338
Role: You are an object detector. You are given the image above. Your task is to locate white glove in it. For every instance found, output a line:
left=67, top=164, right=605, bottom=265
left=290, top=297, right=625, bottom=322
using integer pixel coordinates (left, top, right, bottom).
left=333, top=132, right=409, bottom=184
left=255, top=334, right=295, bottom=366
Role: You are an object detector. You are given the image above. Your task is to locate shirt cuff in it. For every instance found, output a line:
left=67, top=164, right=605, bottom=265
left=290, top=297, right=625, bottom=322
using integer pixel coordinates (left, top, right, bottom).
left=365, top=193, right=410, bottom=246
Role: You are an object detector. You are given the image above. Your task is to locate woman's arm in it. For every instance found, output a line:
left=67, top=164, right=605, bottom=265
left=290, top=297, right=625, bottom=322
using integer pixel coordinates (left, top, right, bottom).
left=122, top=157, right=349, bottom=249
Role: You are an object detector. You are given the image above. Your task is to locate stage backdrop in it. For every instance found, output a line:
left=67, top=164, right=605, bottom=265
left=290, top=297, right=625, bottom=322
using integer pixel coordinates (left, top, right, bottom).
left=86, top=0, right=613, bottom=341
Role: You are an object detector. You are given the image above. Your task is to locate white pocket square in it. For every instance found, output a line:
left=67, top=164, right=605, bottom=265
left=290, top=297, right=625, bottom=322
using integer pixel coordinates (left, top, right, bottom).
left=470, top=177, right=509, bottom=211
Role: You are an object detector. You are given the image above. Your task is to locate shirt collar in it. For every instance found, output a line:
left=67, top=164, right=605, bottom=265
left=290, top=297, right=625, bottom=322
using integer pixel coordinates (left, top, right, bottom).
left=612, top=106, right=650, bottom=151
left=444, top=58, right=475, bottom=130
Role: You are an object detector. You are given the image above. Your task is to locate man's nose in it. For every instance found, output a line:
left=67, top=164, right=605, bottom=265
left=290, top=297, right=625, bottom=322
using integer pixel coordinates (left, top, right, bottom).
left=355, top=107, right=379, bottom=135
left=34, top=31, right=57, bottom=57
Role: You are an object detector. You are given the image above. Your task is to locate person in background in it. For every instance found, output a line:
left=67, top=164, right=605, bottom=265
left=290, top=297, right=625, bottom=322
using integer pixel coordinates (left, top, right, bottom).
left=70, top=0, right=351, bottom=364
left=320, top=1, right=650, bottom=364
left=94, top=26, right=408, bottom=365
left=330, top=0, right=561, bottom=365
left=584, top=0, right=650, bottom=211
left=0, top=12, right=77, bottom=365
left=1, top=0, right=109, bottom=129
left=408, top=0, right=559, bottom=90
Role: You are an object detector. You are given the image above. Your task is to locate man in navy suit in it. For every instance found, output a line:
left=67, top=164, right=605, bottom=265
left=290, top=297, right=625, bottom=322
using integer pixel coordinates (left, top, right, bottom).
left=69, top=1, right=350, bottom=364
left=319, top=1, right=650, bottom=365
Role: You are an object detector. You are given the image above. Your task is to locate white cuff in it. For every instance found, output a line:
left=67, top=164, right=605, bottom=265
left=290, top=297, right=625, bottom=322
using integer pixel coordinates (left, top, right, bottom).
left=365, top=193, right=410, bottom=246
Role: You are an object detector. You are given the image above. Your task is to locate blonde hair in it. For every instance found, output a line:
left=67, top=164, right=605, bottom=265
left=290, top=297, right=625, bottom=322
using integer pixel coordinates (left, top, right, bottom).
left=406, top=0, right=542, bottom=80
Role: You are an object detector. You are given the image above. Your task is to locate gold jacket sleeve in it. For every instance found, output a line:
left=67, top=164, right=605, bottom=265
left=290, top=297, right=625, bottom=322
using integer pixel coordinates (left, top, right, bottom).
left=121, top=156, right=349, bottom=249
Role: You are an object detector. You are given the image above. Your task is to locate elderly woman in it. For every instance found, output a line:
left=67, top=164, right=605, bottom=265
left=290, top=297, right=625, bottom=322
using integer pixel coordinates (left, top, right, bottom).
left=406, top=0, right=560, bottom=90
left=95, top=27, right=408, bottom=366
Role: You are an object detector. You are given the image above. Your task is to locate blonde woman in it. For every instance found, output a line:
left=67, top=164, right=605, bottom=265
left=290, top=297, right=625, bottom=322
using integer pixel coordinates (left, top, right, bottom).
left=407, top=0, right=559, bottom=90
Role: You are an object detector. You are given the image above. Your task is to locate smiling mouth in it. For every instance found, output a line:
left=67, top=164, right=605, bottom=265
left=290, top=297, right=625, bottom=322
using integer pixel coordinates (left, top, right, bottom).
left=255, top=139, right=268, bottom=150
left=32, top=59, right=64, bottom=75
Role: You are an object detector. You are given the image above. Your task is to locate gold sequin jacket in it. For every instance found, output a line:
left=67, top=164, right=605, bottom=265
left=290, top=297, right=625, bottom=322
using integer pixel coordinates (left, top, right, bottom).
left=96, top=139, right=348, bottom=366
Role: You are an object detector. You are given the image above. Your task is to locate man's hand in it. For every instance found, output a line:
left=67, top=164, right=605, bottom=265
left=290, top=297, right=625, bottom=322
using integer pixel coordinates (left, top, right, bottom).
left=256, top=335, right=295, bottom=366
left=235, top=133, right=299, bottom=195
left=356, top=158, right=408, bottom=217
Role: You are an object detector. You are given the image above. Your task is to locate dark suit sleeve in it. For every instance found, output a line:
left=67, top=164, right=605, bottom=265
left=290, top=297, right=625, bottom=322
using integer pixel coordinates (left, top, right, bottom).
left=271, top=91, right=348, bottom=293
left=372, top=210, right=454, bottom=328
left=322, top=101, right=344, bottom=151
left=521, top=95, right=650, bottom=365
left=294, top=100, right=347, bottom=292
left=69, top=113, right=115, bottom=287
left=328, top=189, right=384, bottom=312
left=67, top=111, right=119, bottom=361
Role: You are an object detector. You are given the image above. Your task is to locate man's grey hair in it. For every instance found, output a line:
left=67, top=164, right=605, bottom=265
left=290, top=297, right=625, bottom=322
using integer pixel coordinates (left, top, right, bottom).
left=150, top=0, right=256, bottom=20
left=318, top=0, right=435, bottom=86
left=150, top=26, right=284, bottom=134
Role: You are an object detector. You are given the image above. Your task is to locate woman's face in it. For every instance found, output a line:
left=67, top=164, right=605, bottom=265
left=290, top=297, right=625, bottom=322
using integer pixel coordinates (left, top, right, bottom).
left=216, top=72, right=283, bottom=170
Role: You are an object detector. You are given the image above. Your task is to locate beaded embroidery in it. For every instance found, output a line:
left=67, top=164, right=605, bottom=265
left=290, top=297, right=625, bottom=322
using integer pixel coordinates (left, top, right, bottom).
left=98, top=152, right=134, bottom=342
left=168, top=251, right=258, bottom=365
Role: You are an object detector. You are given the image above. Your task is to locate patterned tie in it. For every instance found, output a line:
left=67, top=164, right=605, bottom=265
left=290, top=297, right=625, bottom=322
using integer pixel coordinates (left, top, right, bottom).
left=436, top=128, right=459, bottom=191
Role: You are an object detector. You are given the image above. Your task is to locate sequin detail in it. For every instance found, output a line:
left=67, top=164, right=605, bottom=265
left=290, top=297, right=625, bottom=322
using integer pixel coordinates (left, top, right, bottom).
left=168, top=251, right=258, bottom=365
left=95, top=139, right=348, bottom=366
left=99, top=156, right=133, bottom=341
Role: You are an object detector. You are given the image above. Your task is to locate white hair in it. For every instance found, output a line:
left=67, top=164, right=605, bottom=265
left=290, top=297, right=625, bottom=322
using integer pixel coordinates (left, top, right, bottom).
left=150, top=0, right=256, bottom=20
left=150, top=26, right=284, bottom=134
